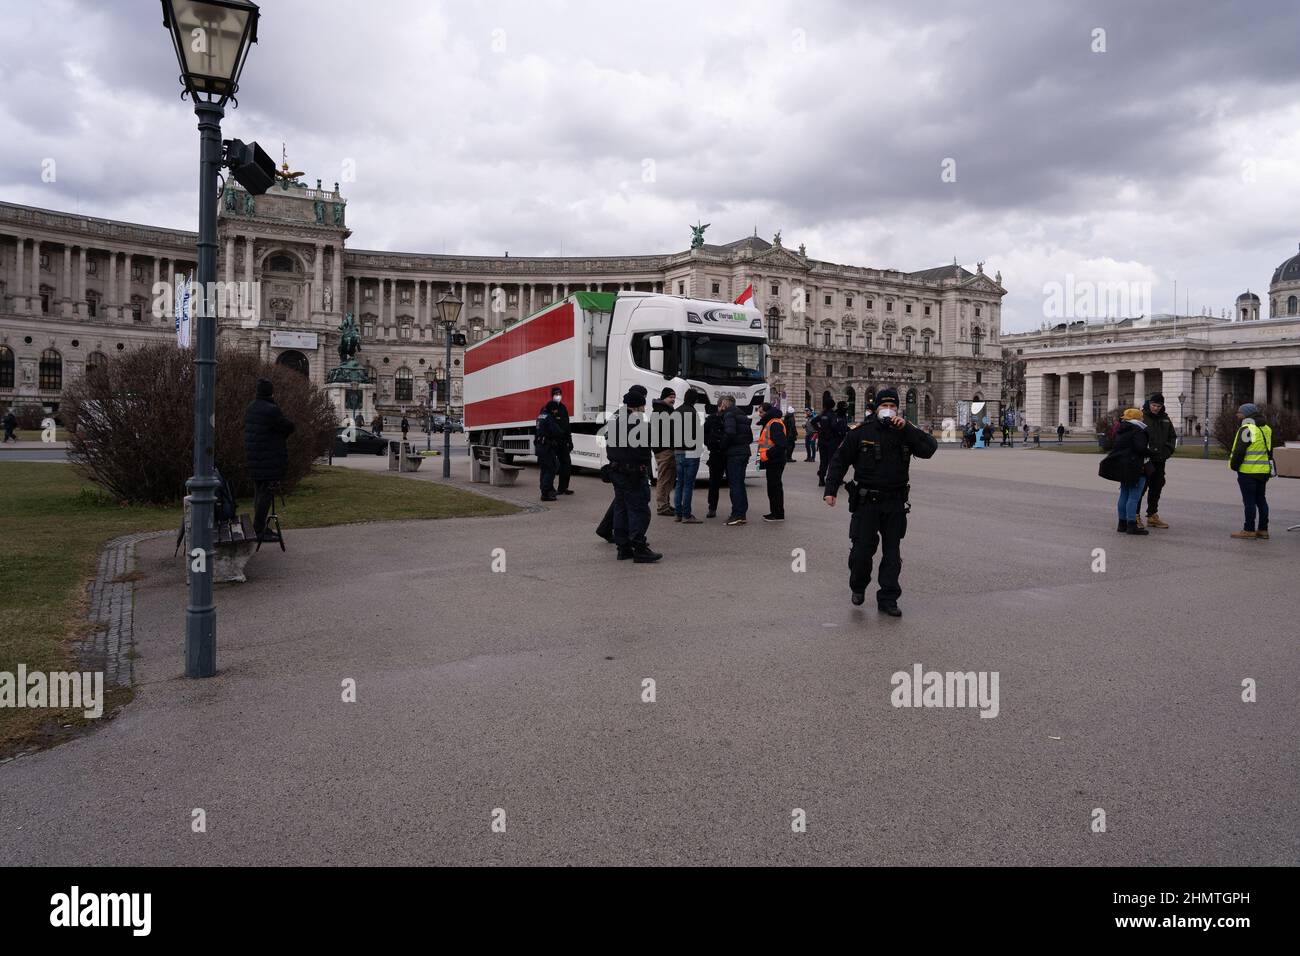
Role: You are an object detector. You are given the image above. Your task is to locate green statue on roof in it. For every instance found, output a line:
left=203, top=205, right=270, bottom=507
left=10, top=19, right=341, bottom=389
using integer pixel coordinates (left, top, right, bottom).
left=690, top=221, right=710, bottom=249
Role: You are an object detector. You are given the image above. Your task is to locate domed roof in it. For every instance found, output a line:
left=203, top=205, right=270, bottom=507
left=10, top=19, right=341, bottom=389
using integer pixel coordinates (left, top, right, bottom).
left=1237, top=290, right=1259, bottom=301
left=1271, top=244, right=1300, bottom=284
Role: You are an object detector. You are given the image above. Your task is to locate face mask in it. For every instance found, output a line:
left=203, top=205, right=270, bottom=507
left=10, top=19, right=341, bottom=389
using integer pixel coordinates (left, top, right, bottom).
left=878, top=407, right=896, bottom=419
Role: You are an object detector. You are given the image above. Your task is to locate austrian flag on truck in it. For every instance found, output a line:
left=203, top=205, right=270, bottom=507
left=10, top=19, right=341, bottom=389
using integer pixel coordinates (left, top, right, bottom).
left=464, top=292, right=611, bottom=429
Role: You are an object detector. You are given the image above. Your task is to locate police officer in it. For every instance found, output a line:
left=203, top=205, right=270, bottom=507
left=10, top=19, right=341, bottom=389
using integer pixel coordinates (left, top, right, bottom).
left=548, top=386, right=575, bottom=495
left=535, top=400, right=565, bottom=501
left=597, top=384, right=647, bottom=541
left=606, top=388, right=662, bottom=562
left=823, top=387, right=936, bottom=616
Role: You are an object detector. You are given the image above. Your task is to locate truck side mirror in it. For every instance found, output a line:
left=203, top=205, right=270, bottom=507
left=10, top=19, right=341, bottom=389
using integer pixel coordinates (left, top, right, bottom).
left=648, top=334, right=665, bottom=375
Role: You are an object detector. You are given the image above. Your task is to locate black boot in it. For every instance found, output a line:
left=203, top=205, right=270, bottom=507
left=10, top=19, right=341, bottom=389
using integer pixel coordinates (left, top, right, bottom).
left=879, top=603, right=903, bottom=617
left=616, top=546, right=634, bottom=560
left=1126, top=520, right=1148, bottom=536
left=851, top=590, right=865, bottom=606
left=631, top=542, right=663, bottom=563
left=1117, top=518, right=1127, bottom=533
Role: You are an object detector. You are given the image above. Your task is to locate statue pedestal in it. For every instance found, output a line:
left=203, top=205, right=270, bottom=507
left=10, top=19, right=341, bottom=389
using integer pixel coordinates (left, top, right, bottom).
left=325, top=381, right=376, bottom=428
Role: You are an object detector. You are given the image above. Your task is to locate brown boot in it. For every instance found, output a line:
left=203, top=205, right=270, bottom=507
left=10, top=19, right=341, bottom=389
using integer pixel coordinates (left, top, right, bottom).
left=1230, top=530, right=1257, bottom=540
left=1146, top=514, right=1168, bottom=529
left=1133, top=514, right=1144, bottom=530
left=1256, top=529, right=1270, bottom=540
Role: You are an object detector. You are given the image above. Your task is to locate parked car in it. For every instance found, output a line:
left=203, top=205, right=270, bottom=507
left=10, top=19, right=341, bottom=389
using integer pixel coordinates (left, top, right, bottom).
left=332, top=426, right=388, bottom=457
left=442, top=417, right=464, bottom=434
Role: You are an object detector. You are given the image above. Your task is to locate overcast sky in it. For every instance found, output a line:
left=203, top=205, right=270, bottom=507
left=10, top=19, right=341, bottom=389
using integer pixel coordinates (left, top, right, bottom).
left=3, top=0, right=1300, bottom=330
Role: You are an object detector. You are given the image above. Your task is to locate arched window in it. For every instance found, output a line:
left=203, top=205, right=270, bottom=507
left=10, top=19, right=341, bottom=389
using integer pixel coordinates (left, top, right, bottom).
left=268, top=254, right=296, bottom=273
left=364, top=364, right=376, bottom=383
left=846, top=386, right=857, bottom=420
left=86, top=351, right=108, bottom=376
left=395, top=367, right=413, bottom=402
left=0, top=346, right=13, bottom=389
left=1289, top=295, right=1297, bottom=315
left=39, top=349, right=63, bottom=391
left=766, top=307, right=781, bottom=342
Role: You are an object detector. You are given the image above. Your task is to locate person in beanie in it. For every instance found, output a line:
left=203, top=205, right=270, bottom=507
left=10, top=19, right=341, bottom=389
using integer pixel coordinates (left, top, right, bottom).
left=534, top=398, right=564, bottom=501
left=400, top=412, right=410, bottom=442
left=721, top=396, right=752, bottom=525
left=804, top=406, right=818, bottom=461
left=596, top=384, right=648, bottom=542
left=782, top=407, right=798, bottom=462
left=1137, top=393, right=1177, bottom=528
left=823, top=386, right=937, bottom=616
left=673, top=388, right=705, bottom=523
left=650, top=387, right=678, bottom=517
left=703, top=397, right=729, bottom=518
left=243, top=378, right=296, bottom=542
left=756, top=401, right=788, bottom=521
left=549, top=386, right=574, bottom=495
left=605, top=388, right=662, bottom=562
left=1112, top=408, right=1150, bottom=535
left=817, top=392, right=847, bottom=486
left=1229, top=403, right=1273, bottom=540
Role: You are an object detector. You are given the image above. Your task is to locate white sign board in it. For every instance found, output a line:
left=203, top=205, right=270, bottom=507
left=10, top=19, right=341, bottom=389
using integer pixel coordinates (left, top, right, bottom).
left=271, top=331, right=318, bottom=350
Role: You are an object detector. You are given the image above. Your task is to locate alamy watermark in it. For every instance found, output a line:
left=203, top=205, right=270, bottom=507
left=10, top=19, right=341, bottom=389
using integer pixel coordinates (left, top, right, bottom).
left=1042, top=276, right=1151, bottom=320
left=0, top=666, right=104, bottom=718
left=890, top=663, right=999, bottom=718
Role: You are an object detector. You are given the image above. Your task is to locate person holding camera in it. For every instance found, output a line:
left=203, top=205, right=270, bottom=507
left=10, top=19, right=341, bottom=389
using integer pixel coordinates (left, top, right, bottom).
left=822, top=387, right=937, bottom=617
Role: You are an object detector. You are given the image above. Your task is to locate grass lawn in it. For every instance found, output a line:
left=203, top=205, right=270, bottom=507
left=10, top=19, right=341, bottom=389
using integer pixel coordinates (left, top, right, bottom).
left=11, top=427, right=70, bottom=442
left=0, top=462, right=517, bottom=757
left=1041, top=443, right=1229, bottom=460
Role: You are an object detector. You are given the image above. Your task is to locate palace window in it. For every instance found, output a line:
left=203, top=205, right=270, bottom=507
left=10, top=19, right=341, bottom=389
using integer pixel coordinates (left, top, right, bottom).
left=886, top=300, right=894, bottom=312
left=904, top=335, right=912, bottom=352
left=39, top=348, right=62, bottom=391
left=824, top=294, right=832, bottom=306
left=86, top=351, right=108, bottom=376
left=87, top=258, right=98, bottom=275
left=865, top=298, right=873, bottom=310
left=805, top=362, right=812, bottom=376
left=924, top=304, right=931, bottom=316
left=822, top=331, right=831, bottom=347
left=925, top=370, right=932, bottom=383
left=846, top=296, right=853, bottom=308
left=131, top=298, right=143, bottom=322
left=972, top=331, right=984, bottom=356
left=0, top=346, right=13, bottom=389
left=268, top=255, right=295, bottom=273
left=884, top=333, right=892, bottom=351
left=712, top=281, right=720, bottom=295
left=922, top=337, right=930, bottom=355
left=975, top=306, right=982, bottom=318
left=770, top=283, right=779, bottom=296
left=772, top=358, right=780, bottom=374
left=976, top=371, right=983, bottom=384
left=825, top=364, right=833, bottom=377
left=847, top=365, right=855, bottom=377
left=507, top=291, right=517, bottom=305
left=399, top=320, right=412, bottom=340
left=678, top=282, right=686, bottom=295
left=364, top=286, right=375, bottom=300
left=87, top=291, right=99, bottom=317
left=395, top=368, right=413, bottom=402
left=1289, top=295, right=1297, bottom=315
left=131, top=263, right=143, bottom=281
left=766, top=309, right=781, bottom=341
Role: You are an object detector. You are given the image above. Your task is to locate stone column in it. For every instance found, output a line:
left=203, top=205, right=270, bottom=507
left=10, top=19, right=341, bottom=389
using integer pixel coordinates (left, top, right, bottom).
left=1270, top=367, right=1284, bottom=407
left=313, top=242, right=324, bottom=313
left=12, top=236, right=25, bottom=311
left=224, top=237, right=234, bottom=316
left=77, top=246, right=87, bottom=317
left=244, top=237, right=255, bottom=324
left=1057, top=373, right=1071, bottom=428
left=62, top=246, right=73, bottom=316
left=1253, top=366, right=1268, bottom=405
left=1024, top=372, right=1044, bottom=428
left=32, top=239, right=42, bottom=314
left=1082, top=372, right=1095, bottom=429
left=331, top=245, right=341, bottom=313
left=1107, top=370, right=1119, bottom=412
left=1133, top=369, right=1146, bottom=405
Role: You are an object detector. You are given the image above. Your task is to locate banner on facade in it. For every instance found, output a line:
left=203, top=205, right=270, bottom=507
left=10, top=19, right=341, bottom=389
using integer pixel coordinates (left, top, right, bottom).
left=174, top=271, right=192, bottom=348
left=270, top=331, right=319, bottom=349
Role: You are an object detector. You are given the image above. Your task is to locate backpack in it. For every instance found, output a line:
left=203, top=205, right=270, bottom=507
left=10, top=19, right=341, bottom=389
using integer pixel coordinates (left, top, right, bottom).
left=1101, top=420, right=1120, bottom=451
left=213, top=466, right=238, bottom=522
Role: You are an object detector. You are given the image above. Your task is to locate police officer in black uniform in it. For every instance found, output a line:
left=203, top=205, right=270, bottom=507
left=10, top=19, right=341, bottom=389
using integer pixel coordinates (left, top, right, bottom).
left=823, top=386, right=937, bottom=616
left=535, top=400, right=565, bottom=501
left=597, top=384, right=647, bottom=541
left=547, top=386, right=574, bottom=495
left=605, top=388, right=662, bottom=562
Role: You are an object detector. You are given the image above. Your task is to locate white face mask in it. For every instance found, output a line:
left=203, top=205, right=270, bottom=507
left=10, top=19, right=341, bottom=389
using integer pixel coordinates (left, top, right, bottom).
left=878, top=407, right=896, bottom=419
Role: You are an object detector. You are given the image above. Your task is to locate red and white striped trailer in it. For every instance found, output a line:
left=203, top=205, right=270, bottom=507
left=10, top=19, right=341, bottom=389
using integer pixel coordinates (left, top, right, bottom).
left=464, top=291, right=769, bottom=473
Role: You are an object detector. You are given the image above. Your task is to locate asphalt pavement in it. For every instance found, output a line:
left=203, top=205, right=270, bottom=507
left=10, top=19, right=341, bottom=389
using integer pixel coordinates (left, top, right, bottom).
left=1, top=445, right=1296, bottom=865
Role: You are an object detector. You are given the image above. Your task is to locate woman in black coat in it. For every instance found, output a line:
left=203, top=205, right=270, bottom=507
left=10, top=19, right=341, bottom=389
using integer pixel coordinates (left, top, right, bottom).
left=1111, top=408, right=1150, bottom=535
left=243, top=378, right=296, bottom=538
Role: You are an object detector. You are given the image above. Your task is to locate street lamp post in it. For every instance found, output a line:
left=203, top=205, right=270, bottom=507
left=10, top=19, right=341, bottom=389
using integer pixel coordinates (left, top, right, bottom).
left=1177, top=391, right=1187, bottom=444
left=1198, top=364, right=1217, bottom=460
left=162, top=0, right=263, bottom=678
left=435, top=291, right=464, bottom=478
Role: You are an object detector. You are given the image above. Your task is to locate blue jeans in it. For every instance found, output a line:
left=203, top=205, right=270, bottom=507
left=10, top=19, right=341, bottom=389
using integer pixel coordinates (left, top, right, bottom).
left=726, top=455, right=749, bottom=518
left=1117, top=476, right=1147, bottom=522
left=1238, top=473, right=1269, bottom=531
left=674, top=454, right=701, bottom=517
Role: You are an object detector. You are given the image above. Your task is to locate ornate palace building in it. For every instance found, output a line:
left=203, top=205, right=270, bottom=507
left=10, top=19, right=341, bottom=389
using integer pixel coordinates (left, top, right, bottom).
left=1003, top=247, right=1300, bottom=435
left=1, top=164, right=1007, bottom=425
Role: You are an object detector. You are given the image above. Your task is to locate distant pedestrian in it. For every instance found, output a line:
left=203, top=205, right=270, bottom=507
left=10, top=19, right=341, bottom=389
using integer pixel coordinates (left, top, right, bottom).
left=2, top=408, right=16, bottom=443
left=757, top=402, right=788, bottom=521
left=1057, top=423, right=1066, bottom=443
left=243, top=378, right=296, bottom=543
left=1101, top=408, right=1149, bottom=536
left=1229, top=403, right=1273, bottom=540
left=549, top=386, right=574, bottom=495
left=804, top=406, right=818, bottom=461
left=1138, top=393, right=1176, bottom=529
left=720, top=396, right=752, bottom=525
left=783, top=407, right=798, bottom=462
left=605, top=389, right=662, bottom=563
left=817, top=393, right=847, bottom=486
left=981, top=424, right=992, bottom=447
left=1001, top=424, right=1011, bottom=446
left=703, top=399, right=728, bottom=518
left=673, top=389, right=704, bottom=523
left=400, top=413, right=410, bottom=442
left=597, top=384, right=648, bottom=542
left=1023, top=422, right=1030, bottom=444
left=534, top=399, right=564, bottom=501
left=373, top=416, right=383, bottom=437
left=651, top=387, right=678, bottom=517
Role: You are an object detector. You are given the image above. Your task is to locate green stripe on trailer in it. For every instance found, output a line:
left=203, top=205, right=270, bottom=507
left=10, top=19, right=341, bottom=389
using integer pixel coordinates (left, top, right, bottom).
left=573, top=291, right=617, bottom=313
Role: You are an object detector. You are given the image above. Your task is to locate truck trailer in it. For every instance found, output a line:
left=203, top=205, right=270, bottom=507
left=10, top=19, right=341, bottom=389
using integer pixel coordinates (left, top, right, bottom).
left=463, top=291, right=769, bottom=475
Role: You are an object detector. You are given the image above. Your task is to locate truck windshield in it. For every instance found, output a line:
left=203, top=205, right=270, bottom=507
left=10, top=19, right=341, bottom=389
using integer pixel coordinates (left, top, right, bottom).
left=680, top=333, right=765, bottom=384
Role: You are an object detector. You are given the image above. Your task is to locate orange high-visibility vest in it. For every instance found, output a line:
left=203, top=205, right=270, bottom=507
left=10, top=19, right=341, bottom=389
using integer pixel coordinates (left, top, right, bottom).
left=758, top=418, right=783, bottom=462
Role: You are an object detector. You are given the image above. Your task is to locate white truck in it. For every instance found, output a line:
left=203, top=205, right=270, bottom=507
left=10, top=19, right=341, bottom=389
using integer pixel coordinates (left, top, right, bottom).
left=464, top=291, right=769, bottom=474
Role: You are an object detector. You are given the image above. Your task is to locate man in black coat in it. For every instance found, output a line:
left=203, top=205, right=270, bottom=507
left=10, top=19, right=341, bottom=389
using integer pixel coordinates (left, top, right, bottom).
left=597, top=384, right=648, bottom=541
left=1137, top=393, right=1177, bottom=528
left=535, top=400, right=565, bottom=501
left=823, top=387, right=937, bottom=616
left=720, top=397, right=752, bottom=525
left=703, top=400, right=728, bottom=518
left=782, top=408, right=798, bottom=462
left=243, top=378, right=295, bottom=541
left=548, top=386, right=574, bottom=495
left=757, top=402, right=788, bottom=521
left=605, top=389, right=662, bottom=562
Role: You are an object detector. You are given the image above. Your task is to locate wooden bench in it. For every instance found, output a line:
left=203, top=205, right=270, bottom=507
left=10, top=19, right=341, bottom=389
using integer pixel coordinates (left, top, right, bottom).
left=387, top=440, right=425, bottom=472
left=469, top=444, right=522, bottom=486
left=178, top=497, right=259, bottom=584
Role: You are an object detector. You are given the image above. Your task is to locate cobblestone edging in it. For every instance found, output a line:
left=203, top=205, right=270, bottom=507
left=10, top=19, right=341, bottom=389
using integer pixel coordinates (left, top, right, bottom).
left=74, top=530, right=170, bottom=688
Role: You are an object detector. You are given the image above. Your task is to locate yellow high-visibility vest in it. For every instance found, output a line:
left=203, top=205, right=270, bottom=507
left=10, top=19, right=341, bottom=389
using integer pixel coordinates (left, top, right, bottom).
left=1231, top=422, right=1273, bottom=475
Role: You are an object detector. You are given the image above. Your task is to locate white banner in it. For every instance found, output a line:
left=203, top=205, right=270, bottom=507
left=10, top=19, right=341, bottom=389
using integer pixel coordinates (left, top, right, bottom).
left=270, top=331, right=319, bottom=349
left=174, top=271, right=192, bottom=348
